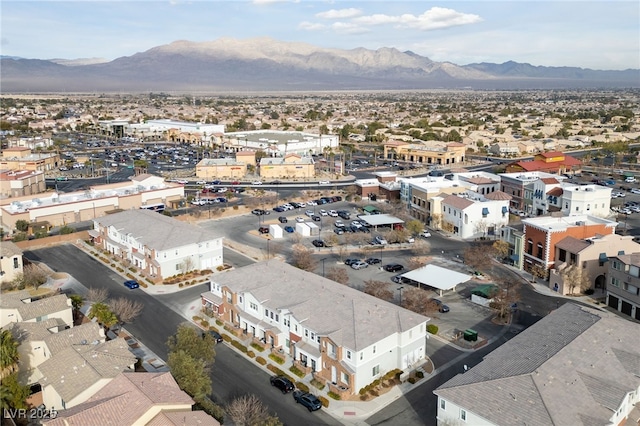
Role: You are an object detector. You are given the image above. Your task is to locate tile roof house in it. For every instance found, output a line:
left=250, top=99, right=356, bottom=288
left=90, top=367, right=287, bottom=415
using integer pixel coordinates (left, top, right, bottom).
left=0, top=290, right=72, bottom=328
left=607, top=253, right=640, bottom=321
left=201, top=260, right=430, bottom=397
left=0, top=240, right=24, bottom=284
left=43, top=372, right=219, bottom=426
left=38, top=337, right=136, bottom=410
left=505, top=151, right=582, bottom=174
left=434, top=303, right=640, bottom=426
left=3, top=321, right=105, bottom=384
left=92, top=209, right=223, bottom=282
left=440, top=191, right=511, bottom=240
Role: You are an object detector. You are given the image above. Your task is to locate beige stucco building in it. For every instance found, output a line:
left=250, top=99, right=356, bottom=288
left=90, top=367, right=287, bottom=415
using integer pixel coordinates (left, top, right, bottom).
left=195, top=158, right=247, bottom=180
left=549, top=234, right=640, bottom=295
left=383, top=141, right=466, bottom=167
left=0, top=147, right=60, bottom=172
left=259, top=154, right=315, bottom=179
left=0, top=169, right=47, bottom=198
left=0, top=174, right=184, bottom=234
left=0, top=240, right=24, bottom=284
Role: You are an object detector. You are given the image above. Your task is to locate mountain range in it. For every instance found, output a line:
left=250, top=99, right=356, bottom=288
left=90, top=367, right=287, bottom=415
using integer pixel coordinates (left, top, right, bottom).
left=1, top=37, right=638, bottom=93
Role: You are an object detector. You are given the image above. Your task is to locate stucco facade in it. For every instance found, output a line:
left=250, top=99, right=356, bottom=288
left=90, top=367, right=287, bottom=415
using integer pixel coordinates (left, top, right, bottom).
left=195, top=158, right=247, bottom=180
left=607, top=254, right=640, bottom=321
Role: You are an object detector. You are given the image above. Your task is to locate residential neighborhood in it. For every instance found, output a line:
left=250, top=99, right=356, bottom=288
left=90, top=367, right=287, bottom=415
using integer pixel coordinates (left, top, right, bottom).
left=1, top=89, right=640, bottom=425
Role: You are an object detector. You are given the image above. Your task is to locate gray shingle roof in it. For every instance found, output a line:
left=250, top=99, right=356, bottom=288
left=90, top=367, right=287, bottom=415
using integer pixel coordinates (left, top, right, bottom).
left=207, top=260, right=429, bottom=350
left=0, top=240, right=23, bottom=257
left=1, top=291, right=71, bottom=322
left=95, top=209, right=222, bottom=251
left=435, top=304, right=640, bottom=426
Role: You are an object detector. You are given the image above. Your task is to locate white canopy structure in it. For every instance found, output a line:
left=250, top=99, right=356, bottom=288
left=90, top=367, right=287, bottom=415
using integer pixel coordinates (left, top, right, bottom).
left=400, top=265, right=471, bottom=296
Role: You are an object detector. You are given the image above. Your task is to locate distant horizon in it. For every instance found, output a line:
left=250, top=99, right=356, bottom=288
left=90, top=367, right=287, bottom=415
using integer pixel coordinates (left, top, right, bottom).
left=1, top=1, right=638, bottom=71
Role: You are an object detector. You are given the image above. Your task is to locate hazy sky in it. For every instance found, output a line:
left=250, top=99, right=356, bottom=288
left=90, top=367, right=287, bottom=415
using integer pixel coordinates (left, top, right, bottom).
left=2, top=1, right=638, bottom=70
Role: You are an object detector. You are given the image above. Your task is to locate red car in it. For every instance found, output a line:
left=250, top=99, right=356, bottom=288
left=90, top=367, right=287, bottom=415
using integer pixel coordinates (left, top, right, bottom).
left=231, top=181, right=240, bottom=185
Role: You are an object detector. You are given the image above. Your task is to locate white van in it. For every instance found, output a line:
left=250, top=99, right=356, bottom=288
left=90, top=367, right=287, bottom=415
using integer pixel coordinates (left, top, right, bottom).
left=625, top=176, right=636, bottom=183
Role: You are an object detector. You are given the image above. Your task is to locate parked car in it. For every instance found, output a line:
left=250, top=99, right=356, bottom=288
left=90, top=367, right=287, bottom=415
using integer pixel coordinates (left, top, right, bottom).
left=318, top=180, right=330, bottom=185
left=259, top=226, right=270, bottom=234
left=632, top=188, right=640, bottom=195
left=296, top=217, right=305, bottom=223
left=351, top=261, right=369, bottom=270
left=252, top=181, right=263, bottom=185
left=124, top=280, right=139, bottom=289
left=284, top=226, right=295, bottom=233
left=305, top=210, right=315, bottom=217
left=365, top=258, right=381, bottom=265
left=374, top=236, right=388, bottom=245
left=344, top=258, right=360, bottom=266
left=208, top=330, right=223, bottom=343
left=293, top=390, right=322, bottom=411
left=337, top=210, right=350, bottom=219
left=312, top=239, right=325, bottom=247
left=625, top=176, right=636, bottom=183
left=328, top=210, right=338, bottom=217
left=252, top=209, right=266, bottom=215
left=312, top=215, right=321, bottom=222
left=319, top=209, right=328, bottom=216
left=270, top=376, right=295, bottom=394
left=420, top=231, right=432, bottom=238
left=273, top=207, right=285, bottom=212
left=278, top=216, right=288, bottom=223
left=433, top=299, right=450, bottom=313
left=334, top=228, right=344, bottom=235
left=384, top=264, right=404, bottom=272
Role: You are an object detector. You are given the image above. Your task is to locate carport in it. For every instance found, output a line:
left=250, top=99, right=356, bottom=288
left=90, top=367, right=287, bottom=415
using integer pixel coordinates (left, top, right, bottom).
left=399, top=265, right=471, bottom=296
left=356, top=214, right=404, bottom=230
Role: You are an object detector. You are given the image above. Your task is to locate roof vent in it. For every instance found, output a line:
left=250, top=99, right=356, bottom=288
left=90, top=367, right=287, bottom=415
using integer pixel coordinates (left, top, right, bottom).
left=80, top=339, right=88, bottom=345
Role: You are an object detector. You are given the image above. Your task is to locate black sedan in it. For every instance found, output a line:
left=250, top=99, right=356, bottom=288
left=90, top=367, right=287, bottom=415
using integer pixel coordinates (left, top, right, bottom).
left=365, top=258, right=381, bottom=265
left=293, top=390, right=322, bottom=412
left=312, top=239, right=325, bottom=247
left=270, top=376, right=295, bottom=394
left=384, top=264, right=404, bottom=272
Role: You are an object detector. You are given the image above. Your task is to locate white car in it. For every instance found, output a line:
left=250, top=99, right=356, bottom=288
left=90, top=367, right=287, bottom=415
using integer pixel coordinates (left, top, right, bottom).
left=305, top=210, right=315, bottom=217
left=176, top=179, right=188, bottom=184
left=350, top=261, right=369, bottom=270
left=625, top=177, right=636, bottom=183
left=318, top=181, right=330, bottom=185
left=631, top=188, right=640, bottom=194
left=196, top=180, right=207, bottom=185
left=307, top=200, right=317, bottom=206
left=319, top=209, right=328, bottom=216
left=328, top=210, right=338, bottom=217
left=252, top=181, right=263, bottom=185
left=296, top=217, right=305, bottom=223
left=421, top=231, right=432, bottom=238
left=297, top=202, right=307, bottom=208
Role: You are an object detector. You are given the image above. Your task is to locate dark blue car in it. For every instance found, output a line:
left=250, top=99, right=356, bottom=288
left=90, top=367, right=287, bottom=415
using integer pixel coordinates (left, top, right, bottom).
left=293, top=390, right=322, bottom=411
left=124, top=280, right=139, bottom=289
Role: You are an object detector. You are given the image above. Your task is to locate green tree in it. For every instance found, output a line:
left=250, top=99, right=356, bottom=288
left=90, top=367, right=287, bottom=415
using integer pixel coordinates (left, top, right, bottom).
left=59, top=225, right=75, bottom=235
left=0, top=330, right=19, bottom=379
left=88, top=302, right=118, bottom=329
left=167, top=350, right=212, bottom=400
left=167, top=324, right=216, bottom=367
left=69, top=294, right=85, bottom=323
left=0, top=373, right=30, bottom=410
left=15, top=220, right=28, bottom=232
left=405, top=219, right=424, bottom=236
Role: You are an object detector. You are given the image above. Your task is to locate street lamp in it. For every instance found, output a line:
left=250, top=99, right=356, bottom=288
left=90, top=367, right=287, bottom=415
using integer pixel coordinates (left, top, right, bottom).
left=321, top=258, right=327, bottom=277
left=398, top=286, right=404, bottom=307
left=266, top=238, right=271, bottom=261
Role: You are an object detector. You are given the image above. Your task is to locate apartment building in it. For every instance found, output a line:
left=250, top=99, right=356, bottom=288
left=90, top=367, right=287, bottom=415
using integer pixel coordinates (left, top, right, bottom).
left=549, top=234, right=640, bottom=295
left=521, top=214, right=617, bottom=274
left=500, top=171, right=565, bottom=213
left=438, top=191, right=511, bottom=239
left=200, top=261, right=430, bottom=397
left=0, top=240, right=23, bottom=284
left=92, top=209, right=223, bottom=281
left=434, top=304, right=640, bottom=426
left=607, top=253, right=640, bottom=321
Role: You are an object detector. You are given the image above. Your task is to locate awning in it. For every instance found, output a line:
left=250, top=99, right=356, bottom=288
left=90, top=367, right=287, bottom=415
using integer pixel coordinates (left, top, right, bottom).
left=482, top=207, right=489, bottom=215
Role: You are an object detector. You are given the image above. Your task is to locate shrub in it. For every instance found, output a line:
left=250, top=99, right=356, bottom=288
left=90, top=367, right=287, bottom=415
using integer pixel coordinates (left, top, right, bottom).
left=359, top=387, right=367, bottom=395
left=327, top=391, right=341, bottom=400
left=289, top=365, right=305, bottom=378
left=200, top=320, right=209, bottom=328
left=296, top=382, right=309, bottom=393
left=231, top=340, right=248, bottom=353
left=193, top=316, right=202, bottom=322
left=247, top=351, right=256, bottom=358
left=585, top=288, right=595, bottom=295
left=233, top=205, right=239, bottom=210
left=216, top=265, right=225, bottom=271
left=416, top=371, right=424, bottom=379
left=216, top=320, right=223, bottom=326
left=179, top=283, right=184, bottom=288
left=140, top=282, right=148, bottom=288
left=250, top=342, right=266, bottom=352
left=256, top=356, right=267, bottom=365
left=370, top=389, right=379, bottom=397
left=427, top=324, right=439, bottom=335
left=222, top=334, right=232, bottom=342
left=129, top=267, right=137, bottom=272
left=311, top=379, right=325, bottom=390
left=318, top=396, right=329, bottom=408
left=408, top=377, right=416, bottom=384
left=360, top=394, right=368, bottom=401
left=268, top=354, right=285, bottom=365
left=110, top=263, right=116, bottom=267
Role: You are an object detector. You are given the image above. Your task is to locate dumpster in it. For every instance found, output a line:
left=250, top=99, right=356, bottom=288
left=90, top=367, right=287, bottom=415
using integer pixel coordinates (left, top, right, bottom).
left=463, top=329, right=478, bottom=342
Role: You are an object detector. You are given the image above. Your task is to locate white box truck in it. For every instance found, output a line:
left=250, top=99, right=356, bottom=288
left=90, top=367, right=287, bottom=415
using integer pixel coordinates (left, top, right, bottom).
left=296, top=222, right=311, bottom=237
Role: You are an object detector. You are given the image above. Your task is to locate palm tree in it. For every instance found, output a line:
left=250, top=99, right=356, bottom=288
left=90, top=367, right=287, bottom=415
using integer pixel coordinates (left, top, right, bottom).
left=0, top=330, right=19, bottom=380
left=69, top=294, right=85, bottom=324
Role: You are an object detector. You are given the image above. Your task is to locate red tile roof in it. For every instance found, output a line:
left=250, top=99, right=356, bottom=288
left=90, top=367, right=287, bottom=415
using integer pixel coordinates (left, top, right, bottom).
left=541, top=178, right=559, bottom=184
left=485, top=191, right=512, bottom=201
left=547, top=187, right=564, bottom=197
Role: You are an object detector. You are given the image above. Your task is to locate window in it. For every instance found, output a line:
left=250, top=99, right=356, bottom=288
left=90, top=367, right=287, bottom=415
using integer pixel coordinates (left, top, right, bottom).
left=440, top=399, right=446, bottom=410
left=360, top=352, right=363, bottom=360
left=558, top=249, right=566, bottom=262
left=586, top=204, right=590, bottom=211
left=239, top=296, right=243, bottom=304
left=372, top=365, right=380, bottom=376
left=305, top=329, right=309, bottom=337
left=373, top=345, right=376, bottom=354
left=565, top=202, right=569, bottom=209
left=310, top=332, right=315, bottom=340
left=13, top=258, right=19, bottom=269
left=460, top=409, right=467, bottom=421
left=537, top=243, right=543, bottom=259
left=250, top=302, right=258, bottom=311
left=265, top=309, right=268, bottom=316
left=342, top=372, right=350, bottom=384
left=346, top=350, right=352, bottom=360
left=527, top=239, right=533, bottom=255
left=612, top=260, right=621, bottom=270
left=275, top=314, right=279, bottom=322
left=611, top=277, right=620, bottom=287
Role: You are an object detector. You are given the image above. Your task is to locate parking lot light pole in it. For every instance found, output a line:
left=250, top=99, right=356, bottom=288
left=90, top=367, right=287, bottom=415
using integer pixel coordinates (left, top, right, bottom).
left=398, top=286, right=404, bottom=307
left=321, top=258, right=327, bottom=277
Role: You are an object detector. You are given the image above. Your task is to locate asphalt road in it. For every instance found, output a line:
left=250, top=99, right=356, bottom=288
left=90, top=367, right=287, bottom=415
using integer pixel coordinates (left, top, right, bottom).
left=23, top=244, right=339, bottom=425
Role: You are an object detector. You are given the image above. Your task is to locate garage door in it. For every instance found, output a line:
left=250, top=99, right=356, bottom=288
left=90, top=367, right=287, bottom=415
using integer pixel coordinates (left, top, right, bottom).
left=621, top=300, right=633, bottom=316
left=635, top=307, right=640, bottom=321
left=608, top=295, right=619, bottom=309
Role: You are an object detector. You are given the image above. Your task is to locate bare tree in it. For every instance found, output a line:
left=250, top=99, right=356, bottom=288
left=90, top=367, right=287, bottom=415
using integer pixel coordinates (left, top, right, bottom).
left=180, top=257, right=195, bottom=275
left=225, top=394, right=282, bottom=426
left=489, top=279, right=521, bottom=320
left=430, top=213, right=443, bottom=230
left=492, top=240, right=509, bottom=259
left=407, top=256, right=427, bottom=270
left=291, top=244, right=317, bottom=272
left=326, top=267, right=349, bottom=285
left=474, top=220, right=489, bottom=238
left=411, top=240, right=431, bottom=256
left=561, top=264, right=592, bottom=295
left=463, top=245, right=490, bottom=271
left=405, top=219, right=424, bottom=236
left=363, top=280, right=393, bottom=302
left=87, top=287, right=109, bottom=304
left=530, top=264, right=548, bottom=282
left=109, top=297, right=144, bottom=325
left=401, top=287, right=432, bottom=314
left=11, top=264, right=50, bottom=290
